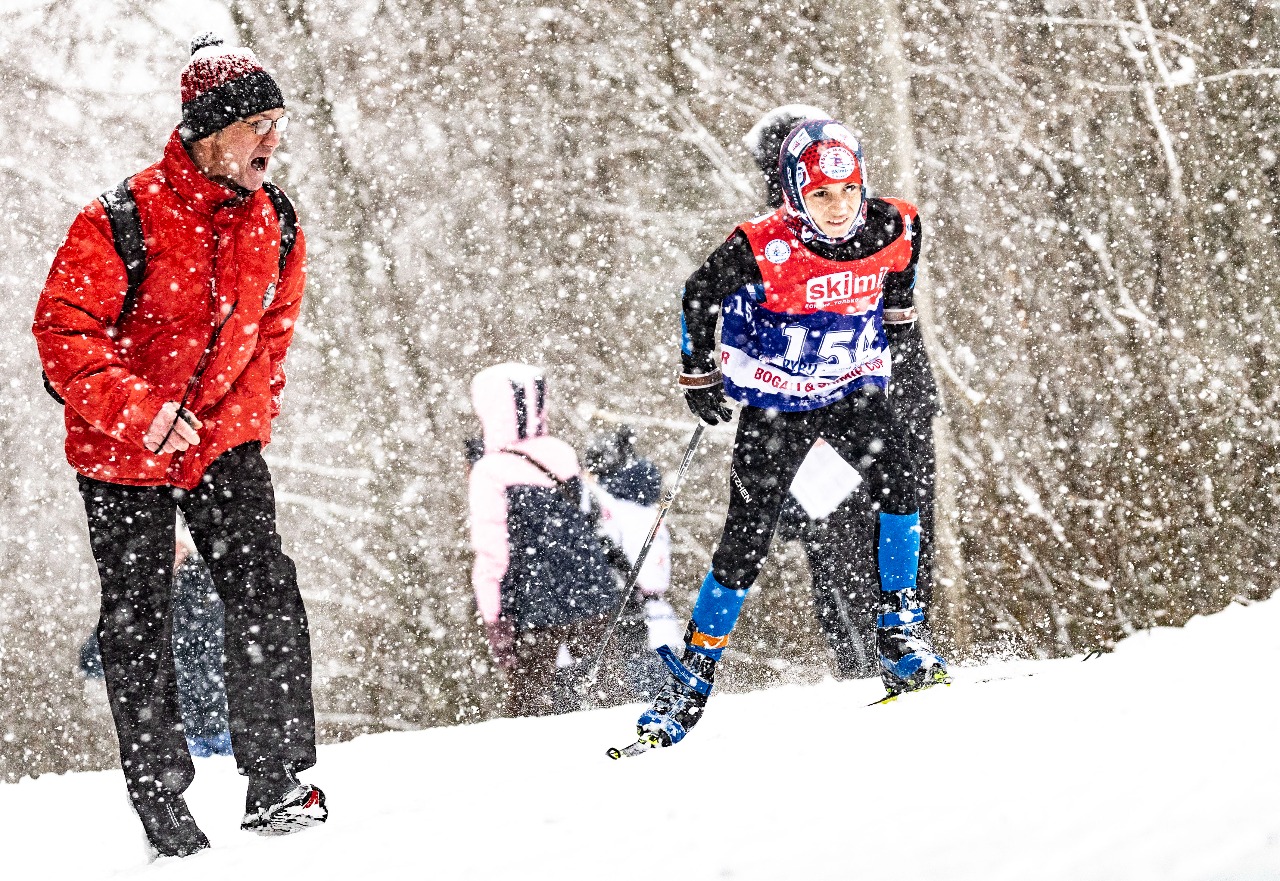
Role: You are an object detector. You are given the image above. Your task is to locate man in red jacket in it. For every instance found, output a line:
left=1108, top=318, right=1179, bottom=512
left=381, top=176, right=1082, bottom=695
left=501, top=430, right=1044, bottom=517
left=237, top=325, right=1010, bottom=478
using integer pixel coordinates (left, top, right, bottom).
left=33, top=33, right=325, bottom=858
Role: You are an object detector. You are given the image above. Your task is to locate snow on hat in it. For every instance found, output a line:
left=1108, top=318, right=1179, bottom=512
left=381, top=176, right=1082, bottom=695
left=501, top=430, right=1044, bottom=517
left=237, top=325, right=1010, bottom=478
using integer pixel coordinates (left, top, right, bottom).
left=179, top=32, right=284, bottom=143
left=778, top=119, right=868, bottom=243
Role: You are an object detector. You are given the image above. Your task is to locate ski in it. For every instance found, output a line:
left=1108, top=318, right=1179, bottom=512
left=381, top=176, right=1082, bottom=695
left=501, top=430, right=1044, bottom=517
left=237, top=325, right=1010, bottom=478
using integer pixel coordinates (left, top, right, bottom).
left=607, top=734, right=662, bottom=760
left=867, top=670, right=952, bottom=706
left=867, top=667, right=1047, bottom=706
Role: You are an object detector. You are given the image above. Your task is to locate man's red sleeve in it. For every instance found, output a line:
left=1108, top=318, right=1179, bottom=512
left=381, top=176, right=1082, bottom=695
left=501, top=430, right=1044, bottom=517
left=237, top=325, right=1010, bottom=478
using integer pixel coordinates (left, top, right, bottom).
left=32, top=203, right=165, bottom=447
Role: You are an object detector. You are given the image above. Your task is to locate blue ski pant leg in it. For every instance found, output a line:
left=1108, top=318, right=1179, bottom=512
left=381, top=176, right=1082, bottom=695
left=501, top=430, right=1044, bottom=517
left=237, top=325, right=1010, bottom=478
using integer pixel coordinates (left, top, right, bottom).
left=687, top=571, right=749, bottom=658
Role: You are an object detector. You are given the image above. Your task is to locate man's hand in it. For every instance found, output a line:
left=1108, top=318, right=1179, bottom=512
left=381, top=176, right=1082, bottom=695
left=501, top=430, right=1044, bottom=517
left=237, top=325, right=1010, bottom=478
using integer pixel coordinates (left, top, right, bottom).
left=143, top=402, right=202, bottom=454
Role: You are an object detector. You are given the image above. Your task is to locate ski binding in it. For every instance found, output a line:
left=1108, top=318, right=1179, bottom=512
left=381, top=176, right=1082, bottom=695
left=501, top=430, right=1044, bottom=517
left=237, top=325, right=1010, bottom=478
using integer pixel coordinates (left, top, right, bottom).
left=607, top=732, right=663, bottom=759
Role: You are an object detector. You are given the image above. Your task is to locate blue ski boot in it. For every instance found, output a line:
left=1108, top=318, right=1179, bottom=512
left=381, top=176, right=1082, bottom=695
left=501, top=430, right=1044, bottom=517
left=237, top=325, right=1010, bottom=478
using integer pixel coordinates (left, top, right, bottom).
left=635, top=644, right=717, bottom=747
left=876, top=610, right=949, bottom=697
left=625, top=573, right=742, bottom=752
left=873, top=512, right=948, bottom=697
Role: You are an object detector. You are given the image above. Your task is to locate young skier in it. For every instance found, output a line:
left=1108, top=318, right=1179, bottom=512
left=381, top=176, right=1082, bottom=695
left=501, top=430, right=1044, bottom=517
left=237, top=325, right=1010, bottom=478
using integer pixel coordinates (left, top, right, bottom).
left=748, top=106, right=944, bottom=682
left=635, top=118, right=948, bottom=748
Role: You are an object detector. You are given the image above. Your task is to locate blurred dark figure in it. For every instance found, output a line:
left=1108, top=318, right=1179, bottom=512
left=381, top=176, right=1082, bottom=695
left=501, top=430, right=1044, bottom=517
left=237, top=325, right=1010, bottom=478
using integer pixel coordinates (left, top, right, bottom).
left=583, top=426, right=683, bottom=700
left=82, top=532, right=231, bottom=757
left=774, top=440, right=878, bottom=678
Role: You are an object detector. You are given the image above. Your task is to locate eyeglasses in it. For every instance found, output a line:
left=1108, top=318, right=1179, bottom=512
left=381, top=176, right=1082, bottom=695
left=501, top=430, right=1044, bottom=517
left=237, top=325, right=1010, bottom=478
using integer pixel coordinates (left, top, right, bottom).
left=241, top=115, right=289, bottom=136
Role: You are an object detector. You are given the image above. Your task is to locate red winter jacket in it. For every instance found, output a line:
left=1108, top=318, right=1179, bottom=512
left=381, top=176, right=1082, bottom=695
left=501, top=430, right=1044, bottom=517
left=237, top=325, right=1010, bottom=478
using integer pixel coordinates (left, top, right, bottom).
left=33, top=130, right=306, bottom=490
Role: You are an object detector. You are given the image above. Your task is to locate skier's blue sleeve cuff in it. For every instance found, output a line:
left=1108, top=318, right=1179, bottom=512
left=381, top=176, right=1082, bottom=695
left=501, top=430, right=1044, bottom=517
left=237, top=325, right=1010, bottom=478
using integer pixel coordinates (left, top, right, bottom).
left=680, top=304, right=693, bottom=357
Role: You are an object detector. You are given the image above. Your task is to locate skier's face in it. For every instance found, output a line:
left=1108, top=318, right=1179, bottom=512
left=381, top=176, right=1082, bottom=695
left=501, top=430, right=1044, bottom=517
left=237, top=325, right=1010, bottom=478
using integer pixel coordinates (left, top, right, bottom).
left=189, top=109, right=286, bottom=192
left=803, top=183, right=863, bottom=238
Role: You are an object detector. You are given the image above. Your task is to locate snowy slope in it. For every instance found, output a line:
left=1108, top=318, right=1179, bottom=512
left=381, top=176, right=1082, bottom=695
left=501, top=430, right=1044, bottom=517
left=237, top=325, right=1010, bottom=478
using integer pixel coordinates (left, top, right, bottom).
left=4, top=596, right=1279, bottom=881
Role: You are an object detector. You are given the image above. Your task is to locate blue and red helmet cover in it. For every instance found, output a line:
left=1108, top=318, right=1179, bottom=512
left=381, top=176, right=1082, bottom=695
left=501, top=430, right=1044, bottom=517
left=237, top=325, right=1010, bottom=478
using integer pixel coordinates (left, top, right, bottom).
left=778, top=119, right=868, bottom=242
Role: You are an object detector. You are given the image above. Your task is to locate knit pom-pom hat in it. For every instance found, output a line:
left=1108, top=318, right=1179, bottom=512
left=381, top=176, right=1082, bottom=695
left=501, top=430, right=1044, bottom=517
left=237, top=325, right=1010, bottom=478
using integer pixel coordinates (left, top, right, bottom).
left=179, top=32, right=284, bottom=143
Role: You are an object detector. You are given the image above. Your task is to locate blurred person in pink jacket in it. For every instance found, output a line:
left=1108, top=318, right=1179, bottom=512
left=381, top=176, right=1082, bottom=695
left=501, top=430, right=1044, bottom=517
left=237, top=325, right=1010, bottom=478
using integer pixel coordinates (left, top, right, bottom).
left=468, top=363, right=618, bottom=716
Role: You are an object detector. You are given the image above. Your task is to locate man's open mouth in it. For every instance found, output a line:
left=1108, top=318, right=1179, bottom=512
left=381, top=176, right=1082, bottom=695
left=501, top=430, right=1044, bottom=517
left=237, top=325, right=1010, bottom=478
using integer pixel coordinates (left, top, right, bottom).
left=251, top=156, right=269, bottom=171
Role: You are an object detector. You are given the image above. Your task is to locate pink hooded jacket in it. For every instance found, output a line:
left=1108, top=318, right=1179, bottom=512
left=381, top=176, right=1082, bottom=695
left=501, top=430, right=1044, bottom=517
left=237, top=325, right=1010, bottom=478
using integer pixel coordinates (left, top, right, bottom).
left=468, top=363, right=587, bottom=625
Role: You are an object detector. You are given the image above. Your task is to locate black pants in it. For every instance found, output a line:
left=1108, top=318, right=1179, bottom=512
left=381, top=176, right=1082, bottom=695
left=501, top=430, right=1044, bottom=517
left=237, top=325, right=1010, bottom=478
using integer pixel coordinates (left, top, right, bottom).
left=78, top=442, right=315, bottom=803
left=712, top=389, right=917, bottom=592
left=799, top=396, right=937, bottom=676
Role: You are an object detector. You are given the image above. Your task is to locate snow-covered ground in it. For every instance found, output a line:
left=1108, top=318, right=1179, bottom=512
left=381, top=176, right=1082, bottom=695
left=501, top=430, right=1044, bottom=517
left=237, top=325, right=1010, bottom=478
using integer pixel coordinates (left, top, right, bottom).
left=4, top=596, right=1279, bottom=880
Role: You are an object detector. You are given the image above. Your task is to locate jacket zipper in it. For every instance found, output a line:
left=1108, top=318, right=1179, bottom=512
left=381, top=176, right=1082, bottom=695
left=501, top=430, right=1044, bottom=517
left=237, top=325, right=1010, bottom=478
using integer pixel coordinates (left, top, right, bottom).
left=159, top=228, right=237, bottom=463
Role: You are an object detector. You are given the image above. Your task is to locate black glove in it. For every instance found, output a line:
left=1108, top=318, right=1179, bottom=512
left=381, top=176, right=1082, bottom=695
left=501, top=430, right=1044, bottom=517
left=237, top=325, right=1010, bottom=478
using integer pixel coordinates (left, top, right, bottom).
left=685, top=384, right=733, bottom=425
left=680, top=353, right=733, bottom=425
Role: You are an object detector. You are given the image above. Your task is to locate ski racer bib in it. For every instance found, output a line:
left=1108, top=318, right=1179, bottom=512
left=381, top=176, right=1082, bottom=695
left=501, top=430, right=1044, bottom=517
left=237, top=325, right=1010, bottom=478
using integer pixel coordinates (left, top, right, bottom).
left=721, top=202, right=916, bottom=412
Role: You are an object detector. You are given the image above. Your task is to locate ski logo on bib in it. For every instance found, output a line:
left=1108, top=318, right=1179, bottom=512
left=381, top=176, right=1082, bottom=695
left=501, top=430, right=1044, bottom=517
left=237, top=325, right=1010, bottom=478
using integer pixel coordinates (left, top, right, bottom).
left=764, top=239, right=792, bottom=264
left=805, top=269, right=887, bottom=311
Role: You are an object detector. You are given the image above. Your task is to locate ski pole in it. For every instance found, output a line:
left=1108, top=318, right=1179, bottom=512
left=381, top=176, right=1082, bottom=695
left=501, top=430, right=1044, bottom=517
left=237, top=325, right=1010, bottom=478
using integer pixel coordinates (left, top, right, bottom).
left=580, top=422, right=705, bottom=708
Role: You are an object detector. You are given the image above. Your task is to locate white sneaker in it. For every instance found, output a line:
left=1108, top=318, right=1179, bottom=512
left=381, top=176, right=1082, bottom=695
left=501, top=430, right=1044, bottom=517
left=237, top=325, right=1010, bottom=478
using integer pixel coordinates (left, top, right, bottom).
left=240, top=783, right=327, bottom=836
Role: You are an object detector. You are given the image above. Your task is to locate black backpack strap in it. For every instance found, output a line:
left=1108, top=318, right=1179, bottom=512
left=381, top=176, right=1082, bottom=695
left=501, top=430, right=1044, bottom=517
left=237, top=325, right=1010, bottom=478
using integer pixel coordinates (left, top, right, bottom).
left=42, top=177, right=145, bottom=405
left=261, top=181, right=297, bottom=276
left=501, top=448, right=581, bottom=507
left=100, top=176, right=146, bottom=325
left=504, top=448, right=627, bottom=565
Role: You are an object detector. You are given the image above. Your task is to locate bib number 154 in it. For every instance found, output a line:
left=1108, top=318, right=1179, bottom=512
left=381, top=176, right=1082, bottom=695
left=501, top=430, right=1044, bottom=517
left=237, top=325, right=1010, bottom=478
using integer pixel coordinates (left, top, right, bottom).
left=780, top=323, right=877, bottom=369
